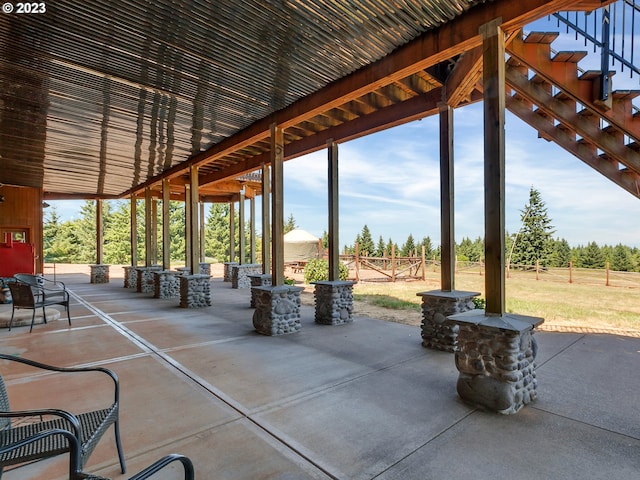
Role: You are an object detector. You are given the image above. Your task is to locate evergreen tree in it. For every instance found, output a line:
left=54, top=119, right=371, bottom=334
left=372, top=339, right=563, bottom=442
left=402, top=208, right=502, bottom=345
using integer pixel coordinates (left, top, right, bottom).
left=548, top=238, right=572, bottom=268
left=359, top=225, right=375, bottom=256
left=284, top=213, right=297, bottom=234
left=610, top=243, right=633, bottom=272
left=401, top=233, right=416, bottom=256
left=375, top=235, right=385, bottom=257
left=457, top=237, right=482, bottom=262
left=578, top=241, right=606, bottom=268
left=385, top=238, right=395, bottom=257
left=420, top=236, right=433, bottom=258
left=205, top=203, right=230, bottom=262
left=104, top=201, right=133, bottom=264
left=510, top=187, right=555, bottom=268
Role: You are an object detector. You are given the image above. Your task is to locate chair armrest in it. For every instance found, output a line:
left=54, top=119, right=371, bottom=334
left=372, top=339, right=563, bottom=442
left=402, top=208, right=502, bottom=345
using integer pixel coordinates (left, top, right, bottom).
left=128, top=454, right=195, bottom=480
left=0, top=408, right=82, bottom=440
left=0, top=354, right=119, bottom=407
left=0, top=428, right=81, bottom=479
left=40, top=277, right=66, bottom=290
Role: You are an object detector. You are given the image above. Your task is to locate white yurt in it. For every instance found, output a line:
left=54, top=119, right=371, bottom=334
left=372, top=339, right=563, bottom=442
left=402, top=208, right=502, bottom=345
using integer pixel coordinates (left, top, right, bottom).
left=284, top=229, right=320, bottom=263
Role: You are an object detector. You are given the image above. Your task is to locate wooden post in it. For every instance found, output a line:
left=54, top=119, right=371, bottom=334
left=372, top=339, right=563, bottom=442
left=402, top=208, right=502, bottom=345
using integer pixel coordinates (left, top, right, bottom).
left=161, top=179, right=171, bottom=270
left=569, top=260, right=573, bottom=283
left=606, top=261, right=610, bottom=286
left=239, top=190, right=245, bottom=264
left=200, top=201, right=205, bottom=262
left=354, top=241, right=360, bottom=282
left=250, top=195, right=256, bottom=264
left=271, top=123, right=285, bottom=286
left=481, top=18, right=506, bottom=316
left=421, top=245, right=426, bottom=281
left=151, top=197, right=158, bottom=264
left=229, top=200, right=235, bottom=263
left=189, top=165, right=200, bottom=274
left=145, top=187, right=153, bottom=267
left=185, top=185, right=191, bottom=270
left=535, top=259, right=540, bottom=281
left=439, top=102, right=455, bottom=291
left=328, top=140, right=339, bottom=281
left=130, top=194, right=137, bottom=267
left=391, top=244, right=396, bottom=282
left=261, top=163, right=270, bottom=274
left=96, top=199, right=103, bottom=265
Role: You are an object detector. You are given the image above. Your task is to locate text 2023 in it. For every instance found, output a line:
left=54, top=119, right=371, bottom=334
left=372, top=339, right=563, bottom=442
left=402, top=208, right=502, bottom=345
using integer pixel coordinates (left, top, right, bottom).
left=16, top=2, right=46, bottom=14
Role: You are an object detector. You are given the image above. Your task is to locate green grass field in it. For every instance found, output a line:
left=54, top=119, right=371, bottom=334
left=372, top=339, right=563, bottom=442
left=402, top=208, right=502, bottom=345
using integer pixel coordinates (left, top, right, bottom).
left=351, top=268, right=640, bottom=332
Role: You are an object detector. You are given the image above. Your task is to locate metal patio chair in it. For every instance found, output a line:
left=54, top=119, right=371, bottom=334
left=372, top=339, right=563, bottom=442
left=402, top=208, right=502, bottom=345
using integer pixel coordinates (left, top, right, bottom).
left=0, top=429, right=194, bottom=479
left=0, top=354, right=126, bottom=476
left=11, top=273, right=71, bottom=331
left=7, top=281, right=71, bottom=332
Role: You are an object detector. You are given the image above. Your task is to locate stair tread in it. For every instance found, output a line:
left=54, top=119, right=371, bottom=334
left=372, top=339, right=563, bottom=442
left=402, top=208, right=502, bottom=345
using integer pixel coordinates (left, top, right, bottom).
left=523, top=31, right=559, bottom=44
left=552, top=51, right=588, bottom=63
left=612, top=90, right=640, bottom=99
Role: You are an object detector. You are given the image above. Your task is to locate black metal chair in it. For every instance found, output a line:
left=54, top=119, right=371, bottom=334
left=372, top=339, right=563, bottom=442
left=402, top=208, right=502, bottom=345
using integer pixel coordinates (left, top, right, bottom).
left=9, top=274, right=71, bottom=332
left=0, top=354, right=126, bottom=476
left=0, top=429, right=194, bottom=479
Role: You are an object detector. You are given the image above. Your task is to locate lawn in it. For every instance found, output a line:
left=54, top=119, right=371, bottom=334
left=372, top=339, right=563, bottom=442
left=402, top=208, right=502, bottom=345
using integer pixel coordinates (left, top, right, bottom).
left=351, top=268, right=640, bottom=332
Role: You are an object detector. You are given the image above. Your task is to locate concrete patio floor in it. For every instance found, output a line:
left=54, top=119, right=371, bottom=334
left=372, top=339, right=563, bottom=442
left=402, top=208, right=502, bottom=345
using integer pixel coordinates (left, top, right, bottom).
left=0, top=269, right=638, bottom=479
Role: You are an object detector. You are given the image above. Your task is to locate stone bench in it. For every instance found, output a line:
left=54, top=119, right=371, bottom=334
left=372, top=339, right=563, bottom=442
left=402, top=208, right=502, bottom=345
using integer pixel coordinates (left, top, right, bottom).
left=179, top=274, right=212, bottom=308
left=153, top=270, right=181, bottom=299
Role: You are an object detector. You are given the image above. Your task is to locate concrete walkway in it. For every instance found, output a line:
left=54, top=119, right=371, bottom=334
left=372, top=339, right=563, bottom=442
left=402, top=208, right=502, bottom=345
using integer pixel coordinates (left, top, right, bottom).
left=0, top=271, right=638, bottom=479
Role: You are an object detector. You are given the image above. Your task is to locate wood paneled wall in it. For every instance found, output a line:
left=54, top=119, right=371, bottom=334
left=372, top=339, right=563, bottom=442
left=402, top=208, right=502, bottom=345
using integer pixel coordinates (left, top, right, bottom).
left=0, top=186, right=44, bottom=273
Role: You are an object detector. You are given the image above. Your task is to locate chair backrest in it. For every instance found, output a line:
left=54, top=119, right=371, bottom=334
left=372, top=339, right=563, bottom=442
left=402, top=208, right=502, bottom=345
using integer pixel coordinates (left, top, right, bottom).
left=13, top=274, right=42, bottom=287
left=0, top=374, right=10, bottom=431
left=7, top=282, right=36, bottom=308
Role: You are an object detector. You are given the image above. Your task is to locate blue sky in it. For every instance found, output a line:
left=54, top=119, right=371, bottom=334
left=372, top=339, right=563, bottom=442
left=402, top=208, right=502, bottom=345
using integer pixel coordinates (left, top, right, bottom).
left=50, top=22, right=640, bottom=249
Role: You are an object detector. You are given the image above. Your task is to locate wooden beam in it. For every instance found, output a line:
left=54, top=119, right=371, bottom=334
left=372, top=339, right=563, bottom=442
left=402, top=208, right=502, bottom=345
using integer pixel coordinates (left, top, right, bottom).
left=482, top=18, right=507, bottom=316
left=144, top=188, right=153, bottom=267
left=229, top=201, right=235, bottom=263
left=250, top=196, right=256, bottom=264
left=189, top=166, right=200, bottom=274
left=123, top=0, right=576, bottom=197
left=271, top=124, right=285, bottom=286
left=238, top=190, right=245, bottom=264
left=445, top=46, right=483, bottom=107
left=262, top=163, right=270, bottom=275
left=130, top=194, right=137, bottom=267
left=439, top=104, right=455, bottom=292
left=162, top=178, right=171, bottom=270
left=328, top=140, right=339, bottom=281
left=96, top=200, right=103, bottom=265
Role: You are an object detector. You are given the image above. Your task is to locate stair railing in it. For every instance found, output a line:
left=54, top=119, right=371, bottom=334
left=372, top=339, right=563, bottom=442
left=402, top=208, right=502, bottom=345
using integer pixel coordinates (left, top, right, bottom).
left=551, top=0, right=640, bottom=101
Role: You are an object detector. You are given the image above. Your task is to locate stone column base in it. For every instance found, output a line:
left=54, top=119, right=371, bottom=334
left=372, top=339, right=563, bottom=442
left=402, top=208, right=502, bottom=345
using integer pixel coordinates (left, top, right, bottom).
left=248, top=274, right=272, bottom=307
left=232, top=263, right=262, bottom=288
left=153, top=270, right=180, bottom=299
left=179, top=274, right=212, bottom=308
left=313, top=281, right=355, bottom=325
left=416, top=290, right=480, bottom=352
left=123, top=266, right=137, bottom=289
left=136, top=266, right=162, bottom=294
left=252, top=285, right=303, bottom=335
left=199, top=262, right=211, bottom=276
left=90, top=264, right=110, bottom=284
left=223, top=262, right=238, bottom=282
left=446, top=311, right=543, bottom=415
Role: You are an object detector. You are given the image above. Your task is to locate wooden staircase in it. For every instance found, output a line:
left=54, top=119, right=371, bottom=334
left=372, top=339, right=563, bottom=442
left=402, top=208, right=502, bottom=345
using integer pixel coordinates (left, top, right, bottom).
left=505, top=30, right=640, bottom=199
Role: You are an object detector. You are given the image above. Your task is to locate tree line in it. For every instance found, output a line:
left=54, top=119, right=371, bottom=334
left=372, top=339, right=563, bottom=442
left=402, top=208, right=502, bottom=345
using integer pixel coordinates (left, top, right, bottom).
left=44, top=189, right=640, bottom=273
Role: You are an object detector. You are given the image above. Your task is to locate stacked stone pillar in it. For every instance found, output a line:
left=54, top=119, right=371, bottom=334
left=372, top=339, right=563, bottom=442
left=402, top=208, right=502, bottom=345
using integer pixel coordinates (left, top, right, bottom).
left=252, top=285, right=303, bottom=335
left=223, top=262, right=238, bottom=282
left=136, top=265, right=162, bottom=294
left=313, top=281, right=355, bottom=325
left=179, top=274, right=212, bottom=308
left=232, top=263, right=262, bottom=289
left=416, top=290, right=480, bottom=352
left=89, top=264, right=110, bottom=284
left=153, top=270, right=180, bottom=299
left=446, top=311, right=543, bottom=415
left=248, top=274, right=272, bottom=308
left=199, top=262, right=211, bottom=277
left=123, top=266, right=138, bottom=289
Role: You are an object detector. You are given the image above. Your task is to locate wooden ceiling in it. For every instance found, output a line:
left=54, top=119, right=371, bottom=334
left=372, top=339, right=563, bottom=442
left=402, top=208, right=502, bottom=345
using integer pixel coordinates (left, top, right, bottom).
left=0, top=0, right=599, bottom=202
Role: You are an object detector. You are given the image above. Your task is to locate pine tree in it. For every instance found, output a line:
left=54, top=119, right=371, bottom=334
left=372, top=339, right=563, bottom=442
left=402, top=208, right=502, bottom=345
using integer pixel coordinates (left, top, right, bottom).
left=420, top=236, right=433, bottom=258
left=510, top=187, right=555, bottom=268
left=359, top=225, right=375, bottom=256
left=610, top=243, right=633, bottom=272
left=401, top=233, right=416, bottom=256
left=284, top=213, right=297, bottom=234
left=372, top=236, right=383, bottom=257
left=578, top=241, right=606, bottom=269
left=548, top=238, right=572, bottom=268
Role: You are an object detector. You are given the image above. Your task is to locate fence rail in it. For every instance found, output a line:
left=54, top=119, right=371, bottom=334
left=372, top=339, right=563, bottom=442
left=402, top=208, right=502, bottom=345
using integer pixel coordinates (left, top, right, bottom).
left=337, top=254, right=640, bottom=288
